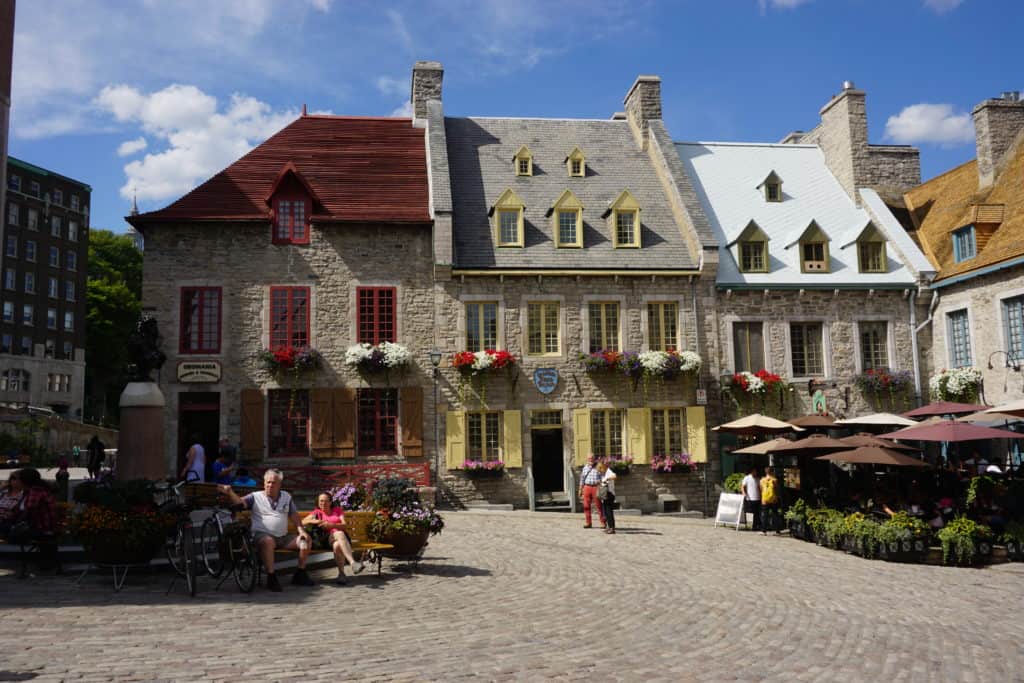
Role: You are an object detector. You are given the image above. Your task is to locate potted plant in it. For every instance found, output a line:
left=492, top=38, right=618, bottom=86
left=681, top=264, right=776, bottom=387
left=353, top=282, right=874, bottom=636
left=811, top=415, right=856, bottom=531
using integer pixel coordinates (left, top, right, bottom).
left=1002, top=521, right=1024, bottom=561
left=877, top=512, right=931, bottom=563
left=462, top=459, right=505, bottom=477
left=259, top=345, right=322, bottom=382
left=637, top=349, right=702, bottom=381
left=855, top=367, right=914, bottom=410
left=848, top=515, right=881, bottom=559
left=71, top=479, right=174, bottom=565
left=328, top=482, right=368, bottom=511
left=723, top=472, right=744, bottom=494
left=579, top=350, right=623, bottom=374
left=367, top=477, right=444, bottom=557
left=928, top=367, right=983, bottom=403
left=345, top=341, right=413, bottom=377
left=650, top=453, right=696, bottom=474
left=730, top=369, right=785, bottom=396
left=784, top=498, right=809, bottom=540
left=452, top=349, right=516, bottom=377
left=937, top=516, right=993, bottom=566
left=601, top=456, right=633, bottom=476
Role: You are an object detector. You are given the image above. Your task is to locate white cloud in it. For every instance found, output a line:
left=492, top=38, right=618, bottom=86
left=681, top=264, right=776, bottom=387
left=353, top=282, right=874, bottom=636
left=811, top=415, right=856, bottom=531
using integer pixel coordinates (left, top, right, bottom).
left=758, top=0, right=813, bottom=13
left=390, top=101, right=413, bottom=118
left=309, top=0, right=332, bottom=11
left=117, top=137, right=148, bottom=157
left=95, top=84, right=297, bottom=203
left=923, top=0, right=963, bottom=14
left=884, top=103, right=974, bottom=147
left=375, top=76, right=407, bottom=98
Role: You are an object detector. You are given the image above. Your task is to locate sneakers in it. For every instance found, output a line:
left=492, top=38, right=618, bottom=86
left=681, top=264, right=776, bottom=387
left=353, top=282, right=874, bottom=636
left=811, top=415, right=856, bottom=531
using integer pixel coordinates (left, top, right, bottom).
left=266, top=572, right=282, bottom=592
left=351, top=560, right=365, bottom=575
left=291, top=568, right=315, bottom=587
left=334, top=572, right=348, bottom=586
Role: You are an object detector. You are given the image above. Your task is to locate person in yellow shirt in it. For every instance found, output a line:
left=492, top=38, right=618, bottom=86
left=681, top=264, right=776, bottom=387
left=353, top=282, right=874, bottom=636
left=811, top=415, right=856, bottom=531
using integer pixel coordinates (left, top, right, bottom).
left=760, top=468, right=780, bottom=534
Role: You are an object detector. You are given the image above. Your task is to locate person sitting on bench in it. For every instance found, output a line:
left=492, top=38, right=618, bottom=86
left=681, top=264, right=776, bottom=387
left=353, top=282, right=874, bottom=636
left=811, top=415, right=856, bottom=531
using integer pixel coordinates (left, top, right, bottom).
left=218, top=469, right=313, bottom=592
left=303, top=492, right=364, bottom=585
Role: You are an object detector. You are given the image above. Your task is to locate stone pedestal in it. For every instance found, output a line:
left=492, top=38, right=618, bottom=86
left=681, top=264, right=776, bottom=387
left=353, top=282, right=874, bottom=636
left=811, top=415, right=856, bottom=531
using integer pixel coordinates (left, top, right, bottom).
left=117, top=382, right=166, bottom=481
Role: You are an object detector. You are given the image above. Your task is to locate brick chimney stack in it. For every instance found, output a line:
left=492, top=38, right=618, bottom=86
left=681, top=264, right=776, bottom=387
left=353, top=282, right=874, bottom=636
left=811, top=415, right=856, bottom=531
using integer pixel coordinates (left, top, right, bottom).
left=623, top=75, right=662, bottom=149
left=410, top=61, right=443, bottom=124
left=973, top=92, right=1024, bottom=189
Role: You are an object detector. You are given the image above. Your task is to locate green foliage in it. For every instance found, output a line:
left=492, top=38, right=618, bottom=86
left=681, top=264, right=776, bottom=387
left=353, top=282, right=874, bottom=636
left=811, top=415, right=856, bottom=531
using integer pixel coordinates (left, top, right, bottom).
left=85, top=230, right=142, bottom=425
left=966, top=475, right=996, bottom=507
left=783, top=498, right=809, bottom=524
left=370, top=477, right=420, bottom=510
left=1001, top=520, right=1024, bottom=545
left=73, top=478, right=156, bottom=513
left=937, top=516, right=992, bottom=565
left=880, top=512, right=930, bottom=543
left=849, top=516, right=882, bottom=559
left=723, top=472, right=744, bottom=493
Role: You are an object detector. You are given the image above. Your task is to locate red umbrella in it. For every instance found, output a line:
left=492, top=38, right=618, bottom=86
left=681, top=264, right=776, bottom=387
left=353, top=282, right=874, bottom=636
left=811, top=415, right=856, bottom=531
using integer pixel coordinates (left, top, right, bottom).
left=902, top=401, right=987, bottom=418
left=879, top=420, right=1024, bottom=442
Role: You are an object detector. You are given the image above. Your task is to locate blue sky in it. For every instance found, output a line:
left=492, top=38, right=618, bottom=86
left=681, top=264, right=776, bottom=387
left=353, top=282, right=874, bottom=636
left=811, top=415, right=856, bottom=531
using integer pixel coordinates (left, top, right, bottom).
left=9, top=0, right=1021, bottom=233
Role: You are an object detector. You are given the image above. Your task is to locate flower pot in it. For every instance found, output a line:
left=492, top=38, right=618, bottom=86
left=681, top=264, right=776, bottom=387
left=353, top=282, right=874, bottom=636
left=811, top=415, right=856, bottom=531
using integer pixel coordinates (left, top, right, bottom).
left=381, top=528, right=430, bottom=557
left=975, top=538, right=994, bottom=564
left=464, top=468, right=504, bottom=478
left=85, top=533, right=162, bottom=566
left=1006, top=540, right=1024, bottom=561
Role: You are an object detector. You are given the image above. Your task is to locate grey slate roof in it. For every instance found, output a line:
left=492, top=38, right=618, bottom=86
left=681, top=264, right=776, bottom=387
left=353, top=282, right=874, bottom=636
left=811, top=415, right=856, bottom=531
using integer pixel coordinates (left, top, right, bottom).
left=445, top=117, right=698, bottom=270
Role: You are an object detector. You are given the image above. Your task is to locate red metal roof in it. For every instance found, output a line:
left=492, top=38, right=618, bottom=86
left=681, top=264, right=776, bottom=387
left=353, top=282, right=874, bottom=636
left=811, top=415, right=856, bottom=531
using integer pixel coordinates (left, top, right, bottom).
left=129, top=115, right=430, bottom=225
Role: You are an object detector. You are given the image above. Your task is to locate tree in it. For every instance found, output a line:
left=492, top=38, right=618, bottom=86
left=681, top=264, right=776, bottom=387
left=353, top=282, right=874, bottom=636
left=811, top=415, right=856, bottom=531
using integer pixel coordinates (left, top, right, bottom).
left=85, top=230, right=142, bottom=425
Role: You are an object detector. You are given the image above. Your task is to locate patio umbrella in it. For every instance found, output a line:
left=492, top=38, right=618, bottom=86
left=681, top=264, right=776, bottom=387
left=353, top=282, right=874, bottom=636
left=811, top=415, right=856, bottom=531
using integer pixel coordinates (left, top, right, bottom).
left=712, top=413, right=805, bottom=436
left=815, top=446, right=930, bottom=468
left=787, top=414, right=836, bottom=429
left=767, top=433, right=857, bottom=456
left=833, top=412, right=917, bottom=427
left=731, top=437, right=792, bottom=455
left=956, top=410, right=1022, bottom=424
left=839, top=432, right=921, bottom=453
left=879, top=420, right=1024, bottom=443
left=983, top=399, right=1024, bottom=418
left=902, top=401, right=987, bottom=418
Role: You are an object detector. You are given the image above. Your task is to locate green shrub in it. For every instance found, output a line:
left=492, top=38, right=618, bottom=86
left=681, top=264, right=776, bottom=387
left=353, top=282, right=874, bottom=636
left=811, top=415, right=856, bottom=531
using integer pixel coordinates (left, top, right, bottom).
left=807, top=507, right=843, bottom=540
left=784, top=498, right=809, bottom=524
left=723, top=472, right=744, bottom=494
left=1001, top=520, right=1024, bottom=545
left=937, top=516, right=992, bottom=565
left=850, top=516, right=882, bottom=558
left=966, top=476, right=996, bottom=507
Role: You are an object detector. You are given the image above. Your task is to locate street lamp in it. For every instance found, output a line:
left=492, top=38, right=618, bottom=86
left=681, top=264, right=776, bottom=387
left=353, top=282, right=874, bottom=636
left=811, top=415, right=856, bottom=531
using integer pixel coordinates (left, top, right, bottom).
left=429, top=349, right=443, bottom=487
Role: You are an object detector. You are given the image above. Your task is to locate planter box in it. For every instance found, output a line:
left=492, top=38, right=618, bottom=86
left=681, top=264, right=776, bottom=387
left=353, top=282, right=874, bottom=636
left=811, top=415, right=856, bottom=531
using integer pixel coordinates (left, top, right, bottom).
left=1006, top=540, right=1024, bottom=561
left=464, top=469, right=504, bottom=478
left=879, top=538, right=929, bottom=563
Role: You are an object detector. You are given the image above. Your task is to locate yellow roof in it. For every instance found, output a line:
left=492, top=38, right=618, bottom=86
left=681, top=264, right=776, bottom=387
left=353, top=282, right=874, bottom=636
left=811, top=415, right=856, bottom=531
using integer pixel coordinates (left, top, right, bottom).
left=903, top=133, right=1024, bottom=281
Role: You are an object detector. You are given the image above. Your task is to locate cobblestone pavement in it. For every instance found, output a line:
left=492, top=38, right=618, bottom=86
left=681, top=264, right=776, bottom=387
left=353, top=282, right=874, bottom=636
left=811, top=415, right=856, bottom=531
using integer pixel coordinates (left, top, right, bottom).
left=2, top=511, right=1023, bottom=682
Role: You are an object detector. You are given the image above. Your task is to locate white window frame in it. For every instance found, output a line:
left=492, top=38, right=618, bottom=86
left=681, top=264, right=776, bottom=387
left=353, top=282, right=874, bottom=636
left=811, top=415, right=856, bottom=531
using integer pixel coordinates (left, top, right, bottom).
left=852, top=318, right=897, bottom=374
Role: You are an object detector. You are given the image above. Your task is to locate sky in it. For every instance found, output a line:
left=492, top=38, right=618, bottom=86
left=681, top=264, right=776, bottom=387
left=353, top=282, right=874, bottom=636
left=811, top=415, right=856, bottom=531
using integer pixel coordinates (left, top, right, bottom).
left=7, top=0, right=1022, bottom=233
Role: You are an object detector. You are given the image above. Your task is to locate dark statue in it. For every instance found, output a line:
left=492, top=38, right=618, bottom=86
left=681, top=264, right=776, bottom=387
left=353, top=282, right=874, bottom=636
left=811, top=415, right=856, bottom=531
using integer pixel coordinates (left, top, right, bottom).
left=126, top=316, right=167, bottom=382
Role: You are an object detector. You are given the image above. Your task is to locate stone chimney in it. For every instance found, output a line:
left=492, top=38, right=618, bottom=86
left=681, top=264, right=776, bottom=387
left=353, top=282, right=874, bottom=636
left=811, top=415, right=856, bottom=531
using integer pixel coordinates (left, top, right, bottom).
left=973, top=92, right=1024, bottom=189
left=623, top=75, right=662, bottom=149
left=410, top=61, right=443, bottom=123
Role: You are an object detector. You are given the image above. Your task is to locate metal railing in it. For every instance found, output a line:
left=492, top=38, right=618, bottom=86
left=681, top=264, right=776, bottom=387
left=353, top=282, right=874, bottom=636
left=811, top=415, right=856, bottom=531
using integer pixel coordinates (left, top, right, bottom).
left=526, top=465, right=535, bottom=512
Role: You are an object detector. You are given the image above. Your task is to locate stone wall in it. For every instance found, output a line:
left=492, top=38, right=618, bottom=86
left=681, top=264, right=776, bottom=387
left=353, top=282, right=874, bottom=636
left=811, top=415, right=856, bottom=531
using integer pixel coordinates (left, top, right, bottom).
left=141, top=221, right=438, bottom=476
left=930, top=265, right=1024, bottom=405
left=973, top=97, right=1024, bottom=188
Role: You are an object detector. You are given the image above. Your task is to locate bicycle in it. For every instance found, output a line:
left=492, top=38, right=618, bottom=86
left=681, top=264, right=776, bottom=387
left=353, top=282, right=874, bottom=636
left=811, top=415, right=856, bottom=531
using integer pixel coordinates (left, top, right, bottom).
left=197, top=499, right=258, bottom=593
left=157, top=477, right=200, bottom=597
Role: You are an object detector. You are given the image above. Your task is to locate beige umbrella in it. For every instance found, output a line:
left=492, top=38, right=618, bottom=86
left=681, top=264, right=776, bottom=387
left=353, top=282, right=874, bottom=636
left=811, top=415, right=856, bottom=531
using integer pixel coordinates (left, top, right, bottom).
left=712, top=414, right=805, bottom=436
left=834, top=412, right=917, bottom=427
left=983, top=399, right=1024, bottom=418
left=767, top=433, right=857, bottom=456
left=957, top=410, right=1022, bottom=424
left=731, top=438, right=792, bottom=455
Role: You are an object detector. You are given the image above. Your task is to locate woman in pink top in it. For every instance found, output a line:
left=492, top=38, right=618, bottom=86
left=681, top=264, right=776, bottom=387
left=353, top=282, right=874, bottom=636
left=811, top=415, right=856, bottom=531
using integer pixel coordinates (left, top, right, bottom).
left=302, top=492, right=364, bottom=584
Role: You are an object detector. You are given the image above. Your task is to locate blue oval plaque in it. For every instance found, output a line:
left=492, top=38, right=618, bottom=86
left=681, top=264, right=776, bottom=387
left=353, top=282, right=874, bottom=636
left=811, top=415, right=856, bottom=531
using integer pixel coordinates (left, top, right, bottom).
left=533, top=368, right=559, bottom=395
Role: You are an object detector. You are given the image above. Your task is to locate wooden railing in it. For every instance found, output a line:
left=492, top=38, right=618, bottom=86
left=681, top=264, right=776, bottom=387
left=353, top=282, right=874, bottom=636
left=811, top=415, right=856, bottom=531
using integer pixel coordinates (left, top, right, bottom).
left=253, top=463, right=431, bottom=491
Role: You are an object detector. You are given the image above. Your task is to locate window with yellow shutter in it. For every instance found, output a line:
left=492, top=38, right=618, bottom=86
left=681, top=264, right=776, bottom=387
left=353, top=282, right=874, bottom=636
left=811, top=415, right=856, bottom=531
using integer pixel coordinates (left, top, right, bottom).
left=467, top=411, right=501, bottom=461
left=590, top=409, right=624, bottom=458
left=651, top=408, right=685, bottom=456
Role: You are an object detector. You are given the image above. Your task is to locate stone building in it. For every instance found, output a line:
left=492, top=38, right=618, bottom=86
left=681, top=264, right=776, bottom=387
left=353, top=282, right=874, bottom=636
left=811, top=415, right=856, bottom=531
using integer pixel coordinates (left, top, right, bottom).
left=0, top=157, right=89, bottom=418
left=128, top=116, right=436, bottom=478
left=900, top=91, right=1024, bottom=407
left=677, top=83, right=935, bottom=476
left=418, top=62, right=721, bottom=514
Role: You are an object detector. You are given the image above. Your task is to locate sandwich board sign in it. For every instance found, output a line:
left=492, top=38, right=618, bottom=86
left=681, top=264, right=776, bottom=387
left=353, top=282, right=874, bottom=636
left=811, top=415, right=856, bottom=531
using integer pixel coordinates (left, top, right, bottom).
left=713, top=492, right=744, bottom=530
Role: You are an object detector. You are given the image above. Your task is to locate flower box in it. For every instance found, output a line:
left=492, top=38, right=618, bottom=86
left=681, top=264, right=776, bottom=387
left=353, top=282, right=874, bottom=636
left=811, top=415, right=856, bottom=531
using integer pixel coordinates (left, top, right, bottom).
left=928, top=367, right=983, bottom=403
left=650, top=453, right=696, bottom=474
left=259, top=345, right=322, bottom=381
left=638, top=349, right=702, bottom=380
left=462, top=460, right=505, bottom=476
left=1005, top=539, right=1024, bottom=561
left=452, top=349, right=516, bottom=377
left=580, top=350, right=623, bottom=373
left=729, top=369, right=785, bottom=396
left=601, top=457, right=633, bottom=476
left=345, top=342, right=412, bottom=373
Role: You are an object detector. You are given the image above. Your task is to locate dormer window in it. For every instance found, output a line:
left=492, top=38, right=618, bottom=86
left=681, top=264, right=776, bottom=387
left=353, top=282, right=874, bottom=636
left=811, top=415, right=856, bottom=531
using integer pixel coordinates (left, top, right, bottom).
left=731, top=220, right=770, bottom=274
left=550, top=189, right=583, bottom=248
left=513, top=146, right=533, bottom=177
left=953, top=225, right=976, bottom=263
left=788, top=220, right=830, bottom=273
left=848, top=223, right=887, bottom=273
left=605, top=190, right=641, bottom=248
left=492, top=188, right=525, bottom=247
left=757, top=171, right=784, bottom=203
left=566, top=147, right=586, bottom=177
left=266, top=162, right=318, bottom=245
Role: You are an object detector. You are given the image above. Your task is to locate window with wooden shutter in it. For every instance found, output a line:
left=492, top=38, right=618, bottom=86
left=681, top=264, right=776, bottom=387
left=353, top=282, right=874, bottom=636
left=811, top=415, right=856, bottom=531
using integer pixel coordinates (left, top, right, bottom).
left=503, top=410, right=522, bottom=467
left=686, top=406, right=707, bottom=463
left=310, top=388, right=334, bottom=459
left=332, top=388, right=356, bottom=458
left=240, top=389, right=265, bottom=459
left=400, top=387, right=424, bottom=457
left=445, top=410, right=465, bottom=470
left=572, top=408, right=591, bottom=466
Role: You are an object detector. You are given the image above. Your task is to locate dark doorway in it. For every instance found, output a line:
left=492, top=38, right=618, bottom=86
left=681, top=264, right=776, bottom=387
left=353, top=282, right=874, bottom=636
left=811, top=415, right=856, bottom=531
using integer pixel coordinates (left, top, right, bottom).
left=532, top=429, right=564, bottom=494
left=178, top=392, right=220, bottom=479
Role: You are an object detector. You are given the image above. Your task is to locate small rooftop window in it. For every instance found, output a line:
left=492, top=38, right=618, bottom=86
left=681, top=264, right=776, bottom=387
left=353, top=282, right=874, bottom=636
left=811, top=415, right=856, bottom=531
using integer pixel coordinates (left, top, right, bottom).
left=513, top=145, right=533, bottom=177
left=565, top=147, right=585, bottom=178
left=757, top=171, right=784, bottom=203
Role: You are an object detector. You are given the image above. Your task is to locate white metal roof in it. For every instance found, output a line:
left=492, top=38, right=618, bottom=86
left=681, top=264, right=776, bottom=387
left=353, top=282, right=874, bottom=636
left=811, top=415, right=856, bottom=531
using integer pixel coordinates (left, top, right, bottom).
left=676, top=141, right=922, bottom=287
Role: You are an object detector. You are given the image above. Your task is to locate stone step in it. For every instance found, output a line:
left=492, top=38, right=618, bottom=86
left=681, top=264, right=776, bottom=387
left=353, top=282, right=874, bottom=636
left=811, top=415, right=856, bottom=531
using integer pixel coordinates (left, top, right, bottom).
left=465, top=503, right=515, bottom=512
left=652, top=511, right=705, bottom=519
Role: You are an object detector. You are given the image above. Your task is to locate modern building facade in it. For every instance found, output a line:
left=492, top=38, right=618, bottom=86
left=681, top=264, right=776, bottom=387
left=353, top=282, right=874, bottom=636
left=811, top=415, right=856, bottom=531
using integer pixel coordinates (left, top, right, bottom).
left=0, top=156, right=89, bottom=417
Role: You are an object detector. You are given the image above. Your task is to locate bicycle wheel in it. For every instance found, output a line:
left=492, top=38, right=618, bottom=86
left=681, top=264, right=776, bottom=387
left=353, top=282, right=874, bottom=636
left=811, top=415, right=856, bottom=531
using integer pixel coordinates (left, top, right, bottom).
left=182, top=524, right=198, bottom=597
left=231, top=532, right=257, bottom=594
left=199, top=516, right=225, bottom=578
left=165, top=527, right=187, bottom=577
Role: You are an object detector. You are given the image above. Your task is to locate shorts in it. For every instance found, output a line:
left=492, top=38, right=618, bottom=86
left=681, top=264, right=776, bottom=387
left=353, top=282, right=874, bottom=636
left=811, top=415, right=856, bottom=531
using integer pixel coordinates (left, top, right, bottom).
left=253, top=531, right=297, bottom=549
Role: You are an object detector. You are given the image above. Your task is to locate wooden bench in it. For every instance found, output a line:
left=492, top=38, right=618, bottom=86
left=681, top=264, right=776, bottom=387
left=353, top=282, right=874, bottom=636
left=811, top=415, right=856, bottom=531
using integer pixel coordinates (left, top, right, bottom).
left=287, top=510, right=394, bottom=576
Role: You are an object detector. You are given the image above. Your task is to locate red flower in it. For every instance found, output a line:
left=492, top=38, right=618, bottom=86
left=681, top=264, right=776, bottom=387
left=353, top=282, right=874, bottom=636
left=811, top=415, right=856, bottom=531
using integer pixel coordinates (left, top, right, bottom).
left=273, top=346, right=298, bottom=369
left=490, top=350, right=515, bottom=369
left=452, top=351, right=476, bottom=368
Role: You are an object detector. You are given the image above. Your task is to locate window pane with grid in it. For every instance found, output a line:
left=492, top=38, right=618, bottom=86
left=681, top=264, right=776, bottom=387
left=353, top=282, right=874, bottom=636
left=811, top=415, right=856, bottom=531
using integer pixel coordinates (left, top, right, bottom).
left=467, top=412, right=500, bottom=461
left=859, top=322, right=888, bottom=370
left=357, top=287, right=395, bottom=344
left=616, top=212, right=635, bottom=245
left=275, top=200, right=291, bottom=240
left=466, top=302, right=497, bottom=351
left=648, top=302, right=678, bottom=351
left=948, top=310, right=971, bottom=367
left=499, top=210, right=519, bottom=244
left=517, top=158, right=530, bottom=175
left=357, top=389, right=398, bottom=455
left=532, top=410, right=561, bottom=426
left=181, top=287, right=220, bottom=353
left=590, top=410, right=623, bottom=458
left=740, top=242, right=764, bottom=271
left=270, top=287, right=309, bottom=349
left=558, top=211, right=577, bottom=245
left=1005, top=297, right=1024, bottom=360
left=589, top=302, right=619, bottom=352
left=859, top=242, right=884, bottom=272
left=802, top=243, right=824, bottom=262
left=790, top=323, right=823, bottom=376
left=268, top=389, right=309, bottom=456
left=571, top=159, right=582, bottom=175
left=528, top=302, right=558, bottom=355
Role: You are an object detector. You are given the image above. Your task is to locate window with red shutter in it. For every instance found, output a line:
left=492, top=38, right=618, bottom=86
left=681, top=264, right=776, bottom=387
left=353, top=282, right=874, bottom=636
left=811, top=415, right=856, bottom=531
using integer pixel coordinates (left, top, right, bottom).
left=272, top=196, right=310, bottom=244
left=270, top=286, right=310, bottom=349
left=357, top=388, right=398, bottom=455
left=268, top=389, right=309, bottom=457
left=356, top=287, right=396, bottom=344
left=179, top=287, right=221, bottom=354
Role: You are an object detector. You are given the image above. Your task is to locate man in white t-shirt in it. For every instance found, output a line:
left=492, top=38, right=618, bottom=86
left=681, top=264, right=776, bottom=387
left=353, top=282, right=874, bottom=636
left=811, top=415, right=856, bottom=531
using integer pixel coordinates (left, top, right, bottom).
left=740, top=466, right=762, bottom=532
left=219, top=469, right=313, bottom=592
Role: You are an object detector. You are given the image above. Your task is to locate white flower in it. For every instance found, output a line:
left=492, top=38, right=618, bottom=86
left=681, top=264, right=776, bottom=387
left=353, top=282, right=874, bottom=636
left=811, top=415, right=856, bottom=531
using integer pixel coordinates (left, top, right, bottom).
left=638, top=350, right=669, bottom=373
left=736, top=371, right=765, bottom=394
left=679, top=351, right=702, bottom=373
left=471, top=350, right=494, bottom=371
left=380, top=341, right=412, bottom=368
left=344, top=343, right=373, bottom=367
left=929, top=367, right=982, bottom=399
